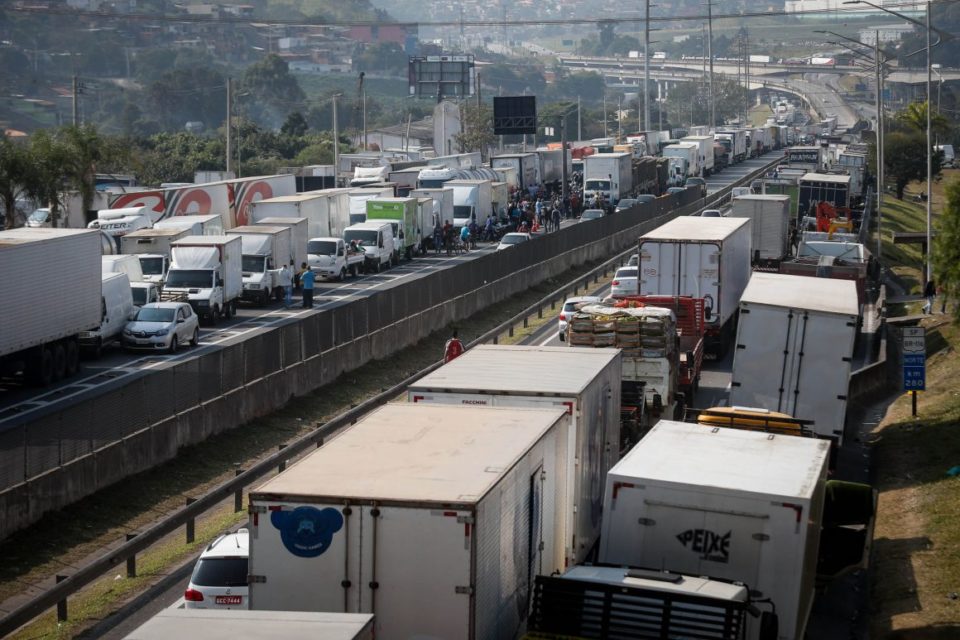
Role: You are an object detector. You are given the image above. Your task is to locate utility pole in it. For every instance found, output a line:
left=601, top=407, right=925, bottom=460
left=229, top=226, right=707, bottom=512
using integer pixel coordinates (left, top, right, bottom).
left=925, top=0, right=932, bottom=283
left=333, top=94, right=340, bottom=186
left=644, top=0, right=651, bottom=132
left=875, top=30, right=884, bottom=260
left=561, top=111, right=569, bottom=218
left=72, top=75, right=79, bottom=126
left=618, top=94, right=622, bottom=141
left=707, top=0, right=715, bottom=128
left=577, top=95, right=582, bottom=140
left=226, top=77, right=232, bottom=175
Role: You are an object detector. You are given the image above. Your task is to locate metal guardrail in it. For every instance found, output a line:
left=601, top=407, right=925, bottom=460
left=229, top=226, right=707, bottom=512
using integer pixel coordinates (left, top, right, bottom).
left=0, top=155, right=781, bottom=638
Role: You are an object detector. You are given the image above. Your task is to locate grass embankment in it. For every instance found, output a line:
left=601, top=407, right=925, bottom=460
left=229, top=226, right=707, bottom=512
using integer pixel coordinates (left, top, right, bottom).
left=0, top=258, right=607, bottom=639
left=870, top=175, right=960, bottom=638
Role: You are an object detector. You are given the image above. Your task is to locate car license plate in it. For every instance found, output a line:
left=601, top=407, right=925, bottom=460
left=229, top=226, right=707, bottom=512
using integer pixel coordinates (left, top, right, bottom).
left=215, top=595, right=242, bottom=605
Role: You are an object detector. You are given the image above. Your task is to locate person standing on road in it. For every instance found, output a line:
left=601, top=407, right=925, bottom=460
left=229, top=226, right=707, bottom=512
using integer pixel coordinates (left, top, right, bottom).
left=552, top=205, right=561, bottom=232
left=278, top=263, right=293, bottom=308
left=301, top=262, right=316, bottom=309
left=923, top=279, right=936, bottom=314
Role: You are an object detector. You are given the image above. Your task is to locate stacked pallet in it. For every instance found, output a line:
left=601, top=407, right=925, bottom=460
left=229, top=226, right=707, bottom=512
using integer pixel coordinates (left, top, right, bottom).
left=568, top=304, right=676, bottom=358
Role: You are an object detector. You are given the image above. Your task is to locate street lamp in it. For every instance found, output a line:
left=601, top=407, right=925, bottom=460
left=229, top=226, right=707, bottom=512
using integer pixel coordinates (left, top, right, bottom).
left=932, top=63, right=943, bottom=115
left=816, top=29, right=888, bottom=259
left=844, top=0, right=948, bottom=282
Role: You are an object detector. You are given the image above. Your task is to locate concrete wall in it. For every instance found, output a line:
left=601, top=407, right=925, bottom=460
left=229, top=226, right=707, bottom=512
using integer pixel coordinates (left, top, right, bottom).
left=0, top=197, right=700, bottom=539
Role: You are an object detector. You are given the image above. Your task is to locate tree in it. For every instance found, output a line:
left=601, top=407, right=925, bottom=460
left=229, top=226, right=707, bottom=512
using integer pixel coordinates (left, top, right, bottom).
left=454, top=103, right=496, bottom=159
left=884, top=131, right=931, bottom=199
left=896, top=101, right=951, bottom=138
left=0, top=137, right=33, bottom=229
left=239, top=54, right=306, bottom=129
left=281, top=112, right=309, bottom=137
left=60, top=125, right=106, bottom=224
left=550, top=71, right=605, bottom=102
left=25, top=130, right=69, bottom=228
left=934, top=179, right=960, bottom=321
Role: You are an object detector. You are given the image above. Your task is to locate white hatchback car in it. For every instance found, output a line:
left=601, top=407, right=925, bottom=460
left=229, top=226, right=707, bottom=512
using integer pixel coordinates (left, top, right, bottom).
left=122, top=302, right=200, bottom=354
left=558, top=296, right=602, bottom=341
left=184, top=529, right=249, bottom=610
left=610, top=266, right=639, bottom=298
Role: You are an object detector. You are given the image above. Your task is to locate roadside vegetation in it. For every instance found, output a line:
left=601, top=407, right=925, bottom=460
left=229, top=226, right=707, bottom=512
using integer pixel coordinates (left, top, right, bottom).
left=871, top=173, right=960, bottom=637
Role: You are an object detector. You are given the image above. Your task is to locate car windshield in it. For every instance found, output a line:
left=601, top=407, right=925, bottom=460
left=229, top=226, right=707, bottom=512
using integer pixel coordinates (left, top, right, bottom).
left=135, top=307, right=175, bottom=323
left=343, top=229, right=379, bottom=245
left=166, top=270, right=211, bottom=288
left=28, top=209, right=49, bottom=224
left=242, top=255, right=267, bottom=272
left=191, top=557, right=249, bottom=588
left=307, top=240, right=338, bottom=255
left=501, top=234, right=527, bottom=245
left=138, top=257, right=164, bottom=275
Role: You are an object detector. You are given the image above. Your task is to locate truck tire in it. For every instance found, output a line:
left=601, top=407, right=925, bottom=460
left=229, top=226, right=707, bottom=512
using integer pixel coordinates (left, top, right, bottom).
left=226, top=300, right=236, bottom=319
left=209, top=306, right=219, bottom=325
left=51, top=342, right=67, bottom=381
left=375, top=259, right=381, bottom=273
left=64, top=339, right=80, bottom=376
left=27, top=347, right=55, bottom=386
left=338, top=267, right=346, bottom=282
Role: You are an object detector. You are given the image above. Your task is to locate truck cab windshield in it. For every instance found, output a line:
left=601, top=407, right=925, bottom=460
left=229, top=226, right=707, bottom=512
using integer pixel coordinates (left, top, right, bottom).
left=165, top=270, right=212, bottom=288
left=343, top=230, right=378, bottom=245
left=307, top=240, right=338, bottom=255
left=139, top=257, right=164, bottom=275
left=242, top=255, right=267, bottom=273
left=585, top=180, right=611, bottom=191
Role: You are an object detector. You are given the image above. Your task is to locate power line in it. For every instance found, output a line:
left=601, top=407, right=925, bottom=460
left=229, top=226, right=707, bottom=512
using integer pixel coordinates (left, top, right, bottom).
left=6, top=3, right=933, bottom=29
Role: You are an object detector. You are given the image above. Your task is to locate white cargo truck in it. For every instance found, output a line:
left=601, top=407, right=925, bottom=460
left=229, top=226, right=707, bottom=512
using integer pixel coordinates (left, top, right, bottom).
left=730, top=272, right=859, bottom=445
left=730, top=194, right=792, bottom=264
left=680, top=135, right=715, bottom=176
left=347, top=187, right=394, bottom=225
left=247, top=404, right=570, bottom=640
left=342, top=221, right=395, bottom=272
left=407, top=345, right=622, bottom=566
left=663, top=143, right=700, bottom=181
left=154, top=214, right=224, bottom=237
left=445, top=179, right=493, bottom=229
left=583, top=153, right=633, bottom=206
left=124, top=610, right=374, bottom=640
left=249, top=191, right=351, bottom=242
left=638, top=217, right=752, bottom=358
left=253, top=216, right=308, bottom=271
left=165, top=235, right=242, bottom=323
left=87, top=206, right=153, bottom=251
left=491, top=152, right=540, bottom=193
left=120, top=227, right=190, bottom=287
left=715, top=129, right=748, bottom=163
left=599, top=420, right=830, bottom=640
left=0, top=228, right=101, bottom=385
left=227, top=225, right=292, bottom=305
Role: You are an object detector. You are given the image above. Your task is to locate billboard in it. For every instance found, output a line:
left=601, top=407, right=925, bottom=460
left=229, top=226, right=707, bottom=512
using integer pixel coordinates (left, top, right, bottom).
left=408, top=55, right=475, bottom=100
left=493, top=96, right=537, bottom=136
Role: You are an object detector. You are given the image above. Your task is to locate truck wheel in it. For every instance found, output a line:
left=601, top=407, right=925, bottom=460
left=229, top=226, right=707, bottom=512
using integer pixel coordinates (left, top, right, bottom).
left=375, top=260, right=381, bottom=273
left=28, top=347, right=55, bottom=386
left=51, top=342, right=67, bottom=381
left=227, top=301, right=236, bottom=319
left=209, top=307, right=219, bottom=325
left=405, top=247, right=413, bottom=261
left=64, top=339, right=80, bottom=376
left=338, top=267, right=346, bottom=282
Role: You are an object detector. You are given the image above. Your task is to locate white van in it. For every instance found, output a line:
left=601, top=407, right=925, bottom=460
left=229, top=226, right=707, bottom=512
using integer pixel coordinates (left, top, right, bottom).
left=102, top=254, right=145, bottom=285
left=342, top=221, right=396, bottom=272
left=79, top=272, right=135, bottom=357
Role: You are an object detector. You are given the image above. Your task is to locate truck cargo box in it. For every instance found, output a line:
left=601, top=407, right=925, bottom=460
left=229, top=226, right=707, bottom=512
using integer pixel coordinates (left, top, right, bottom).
left=124, top=609, right=374, bottom=640
left=248, top=404, right=570, bottom=640
left=408, top=345, right=621, bottom=566
left=731, top=194, right=791, bottom=263
left=600, top=420, right=830, bottom=640
left=730, top=272, right=859, bottom=445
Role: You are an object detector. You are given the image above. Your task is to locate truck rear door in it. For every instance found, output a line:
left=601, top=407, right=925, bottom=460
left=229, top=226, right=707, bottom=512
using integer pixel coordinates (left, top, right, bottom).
left=640, top=242, right=721, bottom=324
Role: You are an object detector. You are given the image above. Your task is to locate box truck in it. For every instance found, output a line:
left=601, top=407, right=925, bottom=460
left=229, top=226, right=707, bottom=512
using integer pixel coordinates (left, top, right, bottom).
left=249, top=190, right=351, bottom=242
left=247, top=404, right=570, bottom=640
left=731, top=194, right=792, bottom=264
left=583, top=153, right=633, bottom=206
left=253, top=216, right=308, bottom=271
left=681, top=135, right=715, bottom=176
left=638, top=217, right=752, bottom=357
left=87, top=206, right=153, bottom=251
left=407, top=344, right=622, bottom=566
left=445, top=179, right=493, bottom=229
left=153, top=214, right=223, bottom=237
left=715, top=129, right=748, bottom=163
left=491, top=152, right=540, bottom=194
left=164, top=235, right=242, bottom=323
left=121, top=227, right=190, bottom=287
left=226, top=225, right=292, bottom=305
left=124, top=610, right=374, bottom=640
left=730, top=272, right=859, bottom=445
left=0, top=228, right=101, bottom=385
left=347, top=187, right=394, bottom=225
left=535, top=148, right=566, bottom=186
left=599, top=420, right=831, bottom=640
left=663, top=143, right=700, bottom=182
left=365, top=197, right=420, bottom=259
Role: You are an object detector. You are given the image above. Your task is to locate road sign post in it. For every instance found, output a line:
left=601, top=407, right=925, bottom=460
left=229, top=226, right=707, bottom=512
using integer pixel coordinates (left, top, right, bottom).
left=902, top=327, right=926, bottom=416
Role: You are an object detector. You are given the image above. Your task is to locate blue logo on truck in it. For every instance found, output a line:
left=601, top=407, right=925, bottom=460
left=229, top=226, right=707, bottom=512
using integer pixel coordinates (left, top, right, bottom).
left=271, top=506, right=344, bottom=558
